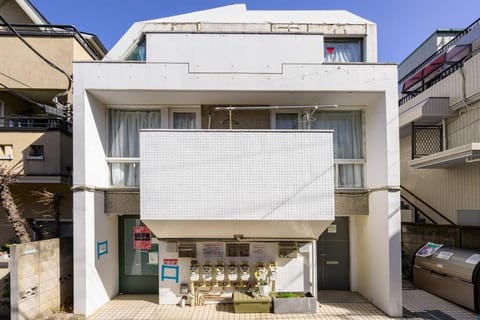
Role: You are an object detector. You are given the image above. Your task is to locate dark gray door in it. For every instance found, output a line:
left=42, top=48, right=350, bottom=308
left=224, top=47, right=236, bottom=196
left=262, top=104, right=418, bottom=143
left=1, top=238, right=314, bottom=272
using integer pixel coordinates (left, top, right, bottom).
left=317, top=217, right=350, bottom=290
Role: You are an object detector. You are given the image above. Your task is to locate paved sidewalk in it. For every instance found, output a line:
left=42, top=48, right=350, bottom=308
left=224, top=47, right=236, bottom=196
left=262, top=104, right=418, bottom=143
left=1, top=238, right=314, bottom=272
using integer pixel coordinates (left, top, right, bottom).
left=43, top=288, right=480, bottom=320
left=403, top=289, right=478, bottom=320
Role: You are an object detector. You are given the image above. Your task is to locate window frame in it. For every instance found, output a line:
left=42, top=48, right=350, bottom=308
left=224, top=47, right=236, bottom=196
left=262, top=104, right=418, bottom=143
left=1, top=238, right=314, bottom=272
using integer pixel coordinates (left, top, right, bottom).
left=105, top=105, right=200, bottom=187
left=0, top=144, right=13, bottom=160
left=27, top=144, right=44, bottom=160
left=324, top=38, right=364, bottom=63
left=271, top=107, right=367, bottom=189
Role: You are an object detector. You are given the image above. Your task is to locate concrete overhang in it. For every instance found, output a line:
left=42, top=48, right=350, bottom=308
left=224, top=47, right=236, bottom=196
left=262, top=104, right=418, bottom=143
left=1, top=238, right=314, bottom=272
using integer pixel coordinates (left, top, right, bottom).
left=88, top=89, right=383, bottom=106
left=399, top=97, right=455, bottom=137
left=409, top=143, right=480, bottom=168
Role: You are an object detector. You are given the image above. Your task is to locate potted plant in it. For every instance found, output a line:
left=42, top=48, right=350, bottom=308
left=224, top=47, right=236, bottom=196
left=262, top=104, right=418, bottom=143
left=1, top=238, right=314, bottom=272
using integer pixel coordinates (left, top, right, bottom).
left=272, top=292, right=316, bottom=314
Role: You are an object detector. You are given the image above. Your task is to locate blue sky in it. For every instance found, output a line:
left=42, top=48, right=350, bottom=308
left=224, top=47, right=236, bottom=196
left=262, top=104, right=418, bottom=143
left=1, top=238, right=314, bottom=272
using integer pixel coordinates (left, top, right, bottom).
left=31, top=0, right=479, bottom=63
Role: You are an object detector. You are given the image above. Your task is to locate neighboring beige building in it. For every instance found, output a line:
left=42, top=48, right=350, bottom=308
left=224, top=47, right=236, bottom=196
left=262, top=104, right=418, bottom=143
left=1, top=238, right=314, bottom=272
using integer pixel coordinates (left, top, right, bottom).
left=0, top=0, right=106, bottom=243
left=398, top=18, right=480, bottom=225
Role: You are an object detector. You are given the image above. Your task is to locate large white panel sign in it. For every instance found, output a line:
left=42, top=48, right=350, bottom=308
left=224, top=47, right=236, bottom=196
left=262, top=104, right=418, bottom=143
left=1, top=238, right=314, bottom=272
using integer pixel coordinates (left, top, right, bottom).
left=140, top=130, right=334, bottom=221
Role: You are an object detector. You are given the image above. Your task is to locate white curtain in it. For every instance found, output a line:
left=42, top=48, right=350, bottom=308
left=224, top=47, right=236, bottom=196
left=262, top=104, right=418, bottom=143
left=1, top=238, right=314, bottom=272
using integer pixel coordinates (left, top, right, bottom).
left=311, top=111, right=363, bottom=187
left=324, top=41, right=362, bottom=63
left=108, top=109, right=162, bottom=186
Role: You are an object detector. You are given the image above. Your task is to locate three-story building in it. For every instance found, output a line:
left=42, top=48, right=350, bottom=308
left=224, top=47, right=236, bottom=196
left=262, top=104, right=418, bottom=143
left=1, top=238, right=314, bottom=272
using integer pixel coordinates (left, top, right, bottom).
left=73, top=4, right=402, bottom=316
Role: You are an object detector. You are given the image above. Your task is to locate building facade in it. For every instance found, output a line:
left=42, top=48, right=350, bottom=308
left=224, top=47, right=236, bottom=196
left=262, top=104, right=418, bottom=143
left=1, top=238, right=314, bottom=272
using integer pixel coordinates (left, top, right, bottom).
left=0, top=0, right=106, bottom=243
left=73, top=4, right=402, bottom=316
left=399, top=18, right=480, bottom=225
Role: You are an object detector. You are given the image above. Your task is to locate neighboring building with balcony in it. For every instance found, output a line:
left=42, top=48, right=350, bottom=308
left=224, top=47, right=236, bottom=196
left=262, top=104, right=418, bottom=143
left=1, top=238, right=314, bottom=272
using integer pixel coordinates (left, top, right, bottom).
left=0, top=0, right=106, bottom=243
left=398, top=18, right=480, bottom=225
left=73, top=4, right=401, bottom=317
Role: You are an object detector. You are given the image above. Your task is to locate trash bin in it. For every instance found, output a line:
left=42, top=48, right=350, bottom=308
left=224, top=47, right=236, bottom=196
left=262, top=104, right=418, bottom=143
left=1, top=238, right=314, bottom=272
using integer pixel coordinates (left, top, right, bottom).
left=413, top=243, right=480, bottom=312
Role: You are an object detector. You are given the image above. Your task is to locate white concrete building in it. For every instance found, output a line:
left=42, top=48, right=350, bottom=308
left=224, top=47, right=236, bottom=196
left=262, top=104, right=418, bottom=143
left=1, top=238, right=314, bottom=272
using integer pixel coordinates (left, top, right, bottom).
left=72, top=4, right=401, bottom=317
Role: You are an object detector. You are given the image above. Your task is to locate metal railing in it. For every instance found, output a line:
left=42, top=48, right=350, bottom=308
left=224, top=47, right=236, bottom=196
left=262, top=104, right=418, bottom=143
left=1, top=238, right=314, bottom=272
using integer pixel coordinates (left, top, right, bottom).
left=399, top=18, right=480, bottom=106
left=400, top=185, right=455, bottom=225
left=0, top=23, right=102, bottom=60
left=399, top=18, right=480, bottom=85
left=0, top=116, right=71, bottom=132
left=399, top=61, right=464, bottom=105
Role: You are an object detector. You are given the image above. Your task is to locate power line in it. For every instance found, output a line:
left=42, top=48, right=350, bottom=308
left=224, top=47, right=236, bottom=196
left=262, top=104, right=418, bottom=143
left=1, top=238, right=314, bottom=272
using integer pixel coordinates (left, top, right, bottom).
left=0, top=15, right=72, bottom=112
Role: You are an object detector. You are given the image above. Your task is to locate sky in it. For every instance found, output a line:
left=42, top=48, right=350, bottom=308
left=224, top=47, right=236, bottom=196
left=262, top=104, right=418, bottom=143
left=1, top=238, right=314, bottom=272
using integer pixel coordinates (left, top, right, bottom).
left=31, top=0, right=480, bottom=63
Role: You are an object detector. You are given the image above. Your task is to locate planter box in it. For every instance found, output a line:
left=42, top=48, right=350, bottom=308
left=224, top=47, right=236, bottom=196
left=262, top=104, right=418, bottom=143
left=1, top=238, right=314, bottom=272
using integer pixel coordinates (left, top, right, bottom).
left=233, top=290, right=271, bottom=313
left=272, top=292, right=316, bottom=314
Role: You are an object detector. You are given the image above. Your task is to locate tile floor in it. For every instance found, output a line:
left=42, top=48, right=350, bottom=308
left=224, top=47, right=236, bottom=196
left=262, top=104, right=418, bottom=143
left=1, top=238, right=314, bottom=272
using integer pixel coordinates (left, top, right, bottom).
left=87, top=293, right=401, bottom=320
left=47, top=288, right=479, bottom=320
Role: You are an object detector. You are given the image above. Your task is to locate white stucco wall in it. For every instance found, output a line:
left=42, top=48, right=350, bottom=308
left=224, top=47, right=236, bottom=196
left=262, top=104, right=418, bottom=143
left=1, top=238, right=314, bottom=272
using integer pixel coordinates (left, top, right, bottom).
left=147, top=33, right=324, bottom=71
left=73, top=191, right=118, bottom=316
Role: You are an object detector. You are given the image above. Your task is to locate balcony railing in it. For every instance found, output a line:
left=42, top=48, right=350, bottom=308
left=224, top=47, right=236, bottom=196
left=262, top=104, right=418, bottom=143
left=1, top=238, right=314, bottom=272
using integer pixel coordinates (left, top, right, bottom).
left=0, top=23, right=102, bottom=60
left=0, top=116, right=71, bottom=133
left=399, top=18, right=480, bottom=105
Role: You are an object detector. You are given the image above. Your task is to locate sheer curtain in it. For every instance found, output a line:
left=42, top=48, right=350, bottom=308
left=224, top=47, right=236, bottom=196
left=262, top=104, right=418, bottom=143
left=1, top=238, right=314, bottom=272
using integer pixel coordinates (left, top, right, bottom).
left=173, top=112, right=196, bottom=129
left=108, top=109, right=162, bottom=186
left=324, top=41, right=362, bottom=63
left=311, top=111, right=363, bottom=188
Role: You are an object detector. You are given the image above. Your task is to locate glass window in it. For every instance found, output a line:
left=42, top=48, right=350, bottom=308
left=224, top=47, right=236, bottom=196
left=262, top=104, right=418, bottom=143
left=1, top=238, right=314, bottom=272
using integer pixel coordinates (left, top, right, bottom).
left=124, top=218, right=158, bottom=276
left=173, top=112, right=196, bottom=129
left=126, top=37, right=146, bottom=61
left=108, top=109, right=161, bottom=187
left=275, top=113, right=298, bottom=129
left=311, top=111, right=364, bottom=188
left=324, top=39, right=362, bottom=62
left=28, top=145, right=44, bottom=160
left=108, top=109, right=161, bottom=157
left=310, top=111, right=363, bottom=159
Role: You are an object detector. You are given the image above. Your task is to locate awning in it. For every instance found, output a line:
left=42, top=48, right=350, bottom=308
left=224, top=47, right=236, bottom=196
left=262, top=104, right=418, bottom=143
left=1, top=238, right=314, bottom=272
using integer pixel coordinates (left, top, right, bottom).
left=399, top=97, right=454, bottom=132
left=409, top=143, right=480, bottom=169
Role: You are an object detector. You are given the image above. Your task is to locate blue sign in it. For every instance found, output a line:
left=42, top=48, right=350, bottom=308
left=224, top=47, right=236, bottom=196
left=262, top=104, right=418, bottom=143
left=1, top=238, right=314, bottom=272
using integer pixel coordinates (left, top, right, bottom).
left=97, top=240, right=108, bottom=259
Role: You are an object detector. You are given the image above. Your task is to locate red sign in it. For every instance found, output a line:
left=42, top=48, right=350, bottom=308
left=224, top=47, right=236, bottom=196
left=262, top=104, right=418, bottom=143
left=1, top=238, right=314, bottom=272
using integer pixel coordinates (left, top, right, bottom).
left=133, top=226, right=152, bottom=250
left=327, top=47, right=335, bottom=55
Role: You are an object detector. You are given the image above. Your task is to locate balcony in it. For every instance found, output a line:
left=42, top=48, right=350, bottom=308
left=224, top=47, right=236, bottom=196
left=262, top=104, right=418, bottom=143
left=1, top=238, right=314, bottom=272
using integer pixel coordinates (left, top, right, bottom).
left=399, top=18, right=480, bottom=106
left=0, top=116, right=71, bottom=133
left=139, top=130, right=335, bottom=239
left=0, top=117, right=72, bottom=182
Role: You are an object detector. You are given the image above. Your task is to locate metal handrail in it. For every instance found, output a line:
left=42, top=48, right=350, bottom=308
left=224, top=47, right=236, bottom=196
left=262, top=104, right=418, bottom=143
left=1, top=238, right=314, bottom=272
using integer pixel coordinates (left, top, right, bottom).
left=399, top=17, right=480, bottom=85
left=400, top=194, right=436, bottom=224
left=400, top=185, right=455, bottom=225
left=0, top=116, right=71, bottom=131
left=399, top=60, right=464, bottom=105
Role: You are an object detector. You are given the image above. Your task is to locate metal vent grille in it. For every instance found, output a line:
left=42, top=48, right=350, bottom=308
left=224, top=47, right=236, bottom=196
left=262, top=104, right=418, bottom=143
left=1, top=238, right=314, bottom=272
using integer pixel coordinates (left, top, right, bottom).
left=412, top=125, right=443, bottom=159
left=178, top=243, right=196, bottom=258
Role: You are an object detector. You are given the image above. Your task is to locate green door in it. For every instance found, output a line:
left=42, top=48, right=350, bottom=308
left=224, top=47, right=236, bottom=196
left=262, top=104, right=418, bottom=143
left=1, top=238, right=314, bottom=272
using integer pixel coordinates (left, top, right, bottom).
left=119, top=216, right=158, bottom=293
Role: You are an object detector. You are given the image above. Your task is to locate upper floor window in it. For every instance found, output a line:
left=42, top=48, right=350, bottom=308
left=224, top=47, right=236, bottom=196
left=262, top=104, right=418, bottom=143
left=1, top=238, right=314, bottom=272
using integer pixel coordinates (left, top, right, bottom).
left=275, top=113, right=299, bottom=129
left=107, top=107, right=199, bottom=187
left=273, top=109, right=365, bottom=189
left=108, top=109, right=162, bottom=158
left=27, top=145, right=44, bottom=160
left=324, top=39, right=363, bottom=63
left=126, top=37, right=146, bottom=61
left=0, top=144, right=13, bottom=160
left=172, top=112, right=196, bottom=129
